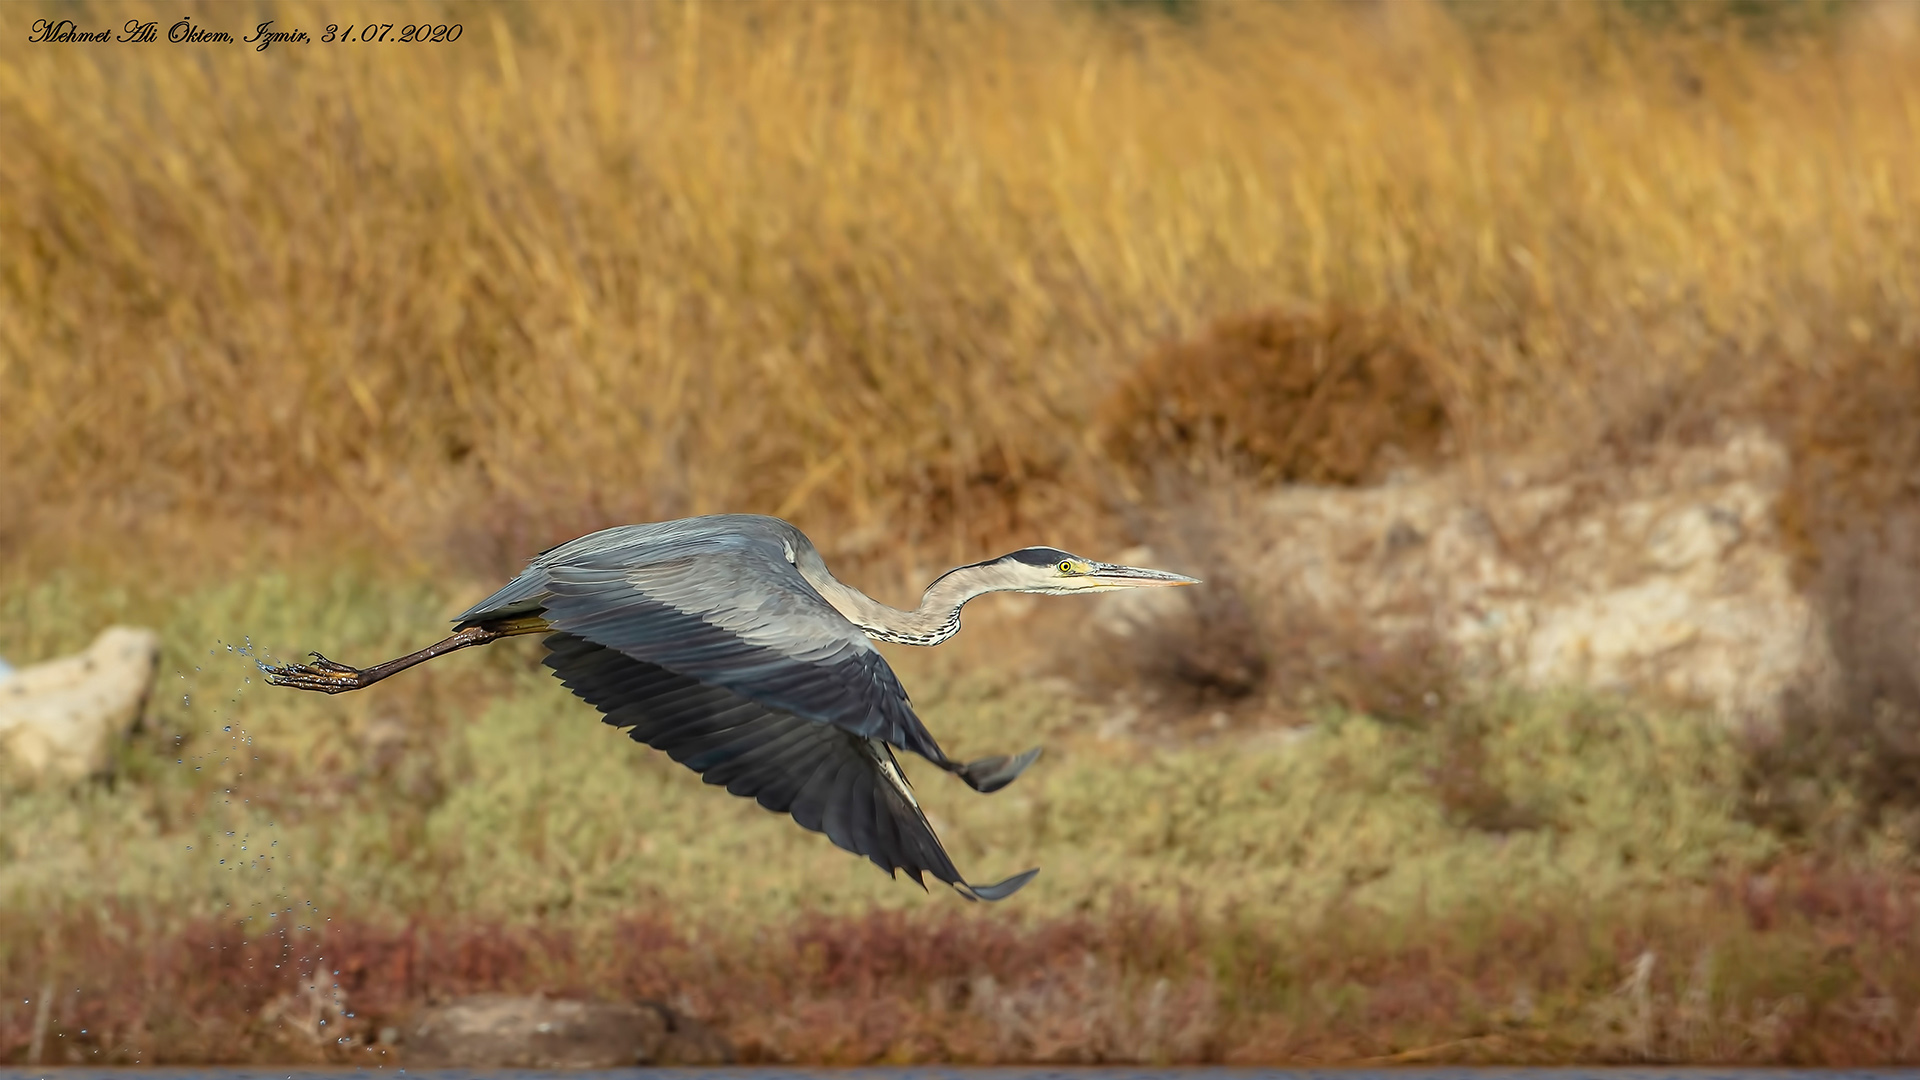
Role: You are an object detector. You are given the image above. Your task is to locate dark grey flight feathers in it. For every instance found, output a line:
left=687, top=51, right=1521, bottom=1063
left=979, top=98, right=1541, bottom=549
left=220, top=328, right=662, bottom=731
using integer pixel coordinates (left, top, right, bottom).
left=263, top=513, right=1199, bottom=902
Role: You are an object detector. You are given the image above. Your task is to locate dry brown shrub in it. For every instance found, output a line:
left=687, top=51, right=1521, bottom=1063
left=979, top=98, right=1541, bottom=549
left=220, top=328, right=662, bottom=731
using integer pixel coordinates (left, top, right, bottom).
left=1775, top=346, right=1920, bottom=585
left=1098, top=307, right=1454, bottom=489
left=1749, top=344, right=1920, bottom=841
left=1072, top=476, right=1273, bottom=732
left=1302, top=624, right=1460, bottom=728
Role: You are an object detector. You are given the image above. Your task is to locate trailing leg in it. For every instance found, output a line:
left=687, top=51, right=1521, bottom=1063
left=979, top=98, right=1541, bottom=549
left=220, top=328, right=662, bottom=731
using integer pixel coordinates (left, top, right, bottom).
left=261, top=617, right=546, bottom=694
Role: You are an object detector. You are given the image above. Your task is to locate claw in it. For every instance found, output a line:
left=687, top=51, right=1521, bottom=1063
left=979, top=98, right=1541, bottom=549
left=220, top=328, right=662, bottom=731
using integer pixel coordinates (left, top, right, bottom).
left=261, top=652, right=369, bottom=694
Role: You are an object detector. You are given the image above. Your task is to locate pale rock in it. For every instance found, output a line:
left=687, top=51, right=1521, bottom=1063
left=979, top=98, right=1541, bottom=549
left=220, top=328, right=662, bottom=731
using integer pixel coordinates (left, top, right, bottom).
left=405, top=994, right=733, bottom=1067
left=1096, top=426, right=1835, bottom=728
left=0, top=627, right=161, bottom=783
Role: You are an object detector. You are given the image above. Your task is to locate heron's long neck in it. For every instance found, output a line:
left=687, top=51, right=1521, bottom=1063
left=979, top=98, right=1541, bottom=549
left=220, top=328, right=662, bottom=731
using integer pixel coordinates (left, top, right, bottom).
left=804, top=563, right=1014, bottom=646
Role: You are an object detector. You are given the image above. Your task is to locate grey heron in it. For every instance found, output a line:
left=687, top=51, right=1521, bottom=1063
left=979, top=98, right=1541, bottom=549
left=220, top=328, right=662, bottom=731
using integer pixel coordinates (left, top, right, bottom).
left=262, top=514, right=1198, bottom=901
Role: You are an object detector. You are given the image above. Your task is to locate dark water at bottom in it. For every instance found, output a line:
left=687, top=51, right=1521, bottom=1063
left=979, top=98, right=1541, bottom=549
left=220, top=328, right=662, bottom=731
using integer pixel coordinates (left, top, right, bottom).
left=3, top=1060, right=1920, bottom=1068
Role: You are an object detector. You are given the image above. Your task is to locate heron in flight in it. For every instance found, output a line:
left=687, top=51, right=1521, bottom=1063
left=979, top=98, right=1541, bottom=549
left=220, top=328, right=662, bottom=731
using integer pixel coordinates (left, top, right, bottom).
left=263, top=514, right=1198, bottom=901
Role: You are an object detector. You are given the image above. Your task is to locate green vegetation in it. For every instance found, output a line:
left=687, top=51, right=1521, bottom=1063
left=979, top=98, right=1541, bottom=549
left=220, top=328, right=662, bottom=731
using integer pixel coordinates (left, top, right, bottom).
left=0, top=572, right=1773, bottom=924
left=8, top=575, right=1917, bottom=1064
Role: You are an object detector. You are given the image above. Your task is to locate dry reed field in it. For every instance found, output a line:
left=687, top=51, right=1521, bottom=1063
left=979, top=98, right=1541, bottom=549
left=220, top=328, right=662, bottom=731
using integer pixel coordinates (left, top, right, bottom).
left=4, top=0, right=1920, bottom=1065
left=5, top=0, right=1916, bottom=575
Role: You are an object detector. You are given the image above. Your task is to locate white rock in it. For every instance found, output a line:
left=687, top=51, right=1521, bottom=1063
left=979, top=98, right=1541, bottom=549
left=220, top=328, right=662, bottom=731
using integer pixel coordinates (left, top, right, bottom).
left=0, top=627, right=161, bottom=783
left=1096, top=426, right=1835, bottom=729
left=404, top=994, right=732, bottom=1067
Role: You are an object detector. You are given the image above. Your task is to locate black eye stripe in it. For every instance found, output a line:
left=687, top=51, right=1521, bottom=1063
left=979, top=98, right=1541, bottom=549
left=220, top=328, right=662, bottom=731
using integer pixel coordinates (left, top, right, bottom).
left=1007, top=546, right=1077, bottom=568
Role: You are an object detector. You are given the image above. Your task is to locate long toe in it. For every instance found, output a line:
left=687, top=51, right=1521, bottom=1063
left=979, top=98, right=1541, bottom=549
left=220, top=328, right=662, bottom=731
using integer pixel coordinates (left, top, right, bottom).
left=955, top=747, right=1043, bottom=794
left=261, top=656, right=364, bottom=693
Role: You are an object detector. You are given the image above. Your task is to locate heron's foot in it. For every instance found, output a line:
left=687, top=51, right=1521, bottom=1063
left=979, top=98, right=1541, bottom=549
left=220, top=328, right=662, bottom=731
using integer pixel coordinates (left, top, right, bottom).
left=954, top=747, right=1043, bottom=794
left=957, top=866, right=1041, bottom=902
left=260, top=652, right=371, bottom=694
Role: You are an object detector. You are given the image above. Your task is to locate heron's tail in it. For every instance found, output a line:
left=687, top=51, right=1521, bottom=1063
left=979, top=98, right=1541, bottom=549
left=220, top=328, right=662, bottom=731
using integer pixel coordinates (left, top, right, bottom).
left=952, top=747, right=1043, bottom=793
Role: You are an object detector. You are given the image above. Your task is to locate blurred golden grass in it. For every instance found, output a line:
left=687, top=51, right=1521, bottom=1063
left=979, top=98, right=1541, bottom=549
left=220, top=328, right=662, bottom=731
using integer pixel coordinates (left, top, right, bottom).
left=4, top=1, right=1917, bottom=581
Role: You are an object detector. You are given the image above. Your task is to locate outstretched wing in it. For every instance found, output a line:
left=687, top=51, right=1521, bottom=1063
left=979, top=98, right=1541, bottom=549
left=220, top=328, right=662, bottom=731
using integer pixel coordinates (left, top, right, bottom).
left=543, top=632, right=1036, bottom=901
left=457, top=520, right=948, bottom=764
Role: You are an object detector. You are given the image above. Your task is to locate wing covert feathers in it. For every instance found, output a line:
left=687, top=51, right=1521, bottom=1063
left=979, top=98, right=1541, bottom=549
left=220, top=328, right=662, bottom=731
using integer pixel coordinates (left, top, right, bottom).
left=539, top=558, right=945, bottom=763
left=542, top=632, right=1037, bottom=902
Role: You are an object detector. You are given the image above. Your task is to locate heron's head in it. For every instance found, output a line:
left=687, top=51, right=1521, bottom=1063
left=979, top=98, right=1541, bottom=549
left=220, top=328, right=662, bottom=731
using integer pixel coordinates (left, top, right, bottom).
left=987, top=546, right=1201, bottom=595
